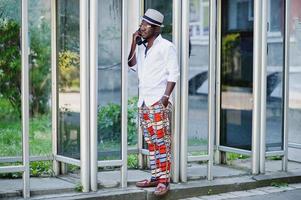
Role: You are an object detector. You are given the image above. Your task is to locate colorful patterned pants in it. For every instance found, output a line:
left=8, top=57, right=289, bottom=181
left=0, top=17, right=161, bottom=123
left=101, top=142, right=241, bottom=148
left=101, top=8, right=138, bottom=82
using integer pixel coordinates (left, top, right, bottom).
left=139, top=100, right=172, bottom=184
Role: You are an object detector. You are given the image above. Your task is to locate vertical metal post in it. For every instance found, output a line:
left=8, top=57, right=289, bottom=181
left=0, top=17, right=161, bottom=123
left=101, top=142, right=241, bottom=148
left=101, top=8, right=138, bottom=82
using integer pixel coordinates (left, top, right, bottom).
left=80, top=0, right=90, bottom=192
left=259, top=0, right=268, bottom=174
left=121, top=0, right=128, bottom=188
left=208, top=0, right=217, bottom=181
left=252, top=0, right=262, bottom=175
left=282, top=0, right=291, bottom=172
left=214, top=0, right=222, bottom=165
left=51, top=0, right=60, bottom=176
left=21, top=0, right=30, bottom=198
left=172, top=0, right=181, bottom=183
left=180, top=0, right=188, bottom=183
left=137, top=0, right=144, bottom=169
left=90, top=0, right=98, bottom=191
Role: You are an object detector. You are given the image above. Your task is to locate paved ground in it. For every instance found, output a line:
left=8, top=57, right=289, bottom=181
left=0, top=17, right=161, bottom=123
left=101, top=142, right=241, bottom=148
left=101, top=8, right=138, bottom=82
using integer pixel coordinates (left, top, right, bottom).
left=182, top=183, right=301, bottom=200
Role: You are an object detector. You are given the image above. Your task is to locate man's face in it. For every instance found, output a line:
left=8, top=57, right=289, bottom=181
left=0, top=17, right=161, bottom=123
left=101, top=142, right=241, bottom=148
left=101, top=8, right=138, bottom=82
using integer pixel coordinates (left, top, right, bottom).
left=139, top=20, right=155, bottom=39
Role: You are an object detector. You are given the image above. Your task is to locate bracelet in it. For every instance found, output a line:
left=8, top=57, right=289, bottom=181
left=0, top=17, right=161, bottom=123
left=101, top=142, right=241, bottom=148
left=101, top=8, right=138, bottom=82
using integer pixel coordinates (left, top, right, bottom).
left=163, top=94, right=170, bottom=98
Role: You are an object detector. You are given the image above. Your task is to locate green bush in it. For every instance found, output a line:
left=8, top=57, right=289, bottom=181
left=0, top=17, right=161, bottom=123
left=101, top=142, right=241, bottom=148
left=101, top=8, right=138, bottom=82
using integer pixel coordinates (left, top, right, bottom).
left=0, top=19, right=22, bottom=117
left=0, top=18, right=51, bottom=117
left=0, top=161, right=53, bottom=179
left=97, top=96, right=138, bottom=146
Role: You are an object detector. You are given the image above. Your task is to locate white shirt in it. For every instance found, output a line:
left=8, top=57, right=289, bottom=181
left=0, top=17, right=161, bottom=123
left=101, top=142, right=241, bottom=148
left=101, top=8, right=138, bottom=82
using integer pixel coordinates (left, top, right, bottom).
left=130, top=35, right=180, bottom=107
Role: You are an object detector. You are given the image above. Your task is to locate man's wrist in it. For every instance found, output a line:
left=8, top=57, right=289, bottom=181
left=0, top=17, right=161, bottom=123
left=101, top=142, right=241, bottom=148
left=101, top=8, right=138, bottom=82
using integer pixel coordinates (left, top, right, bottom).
left=163, top=94, right=170, bottom=98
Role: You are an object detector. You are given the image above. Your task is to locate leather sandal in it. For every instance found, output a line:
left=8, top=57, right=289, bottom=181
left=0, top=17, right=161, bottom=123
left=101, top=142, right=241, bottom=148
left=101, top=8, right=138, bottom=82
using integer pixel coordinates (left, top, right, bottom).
left=154, top=183, right=170, bottom=196
left=136, top=179, right=159, bottom=187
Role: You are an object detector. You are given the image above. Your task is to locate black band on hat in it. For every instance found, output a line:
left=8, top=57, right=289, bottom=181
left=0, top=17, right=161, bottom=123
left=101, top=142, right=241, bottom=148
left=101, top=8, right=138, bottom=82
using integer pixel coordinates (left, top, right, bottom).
left=142, top=15, right=162, bottom=26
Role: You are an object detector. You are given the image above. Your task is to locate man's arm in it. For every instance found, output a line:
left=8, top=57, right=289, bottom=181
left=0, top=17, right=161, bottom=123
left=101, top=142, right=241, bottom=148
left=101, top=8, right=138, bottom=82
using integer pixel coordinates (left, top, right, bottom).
left=161, top=44, right=180, bottom=107
left=161, top=81, right=176, bottom=107
left=128, top=30, right=140, bottom=67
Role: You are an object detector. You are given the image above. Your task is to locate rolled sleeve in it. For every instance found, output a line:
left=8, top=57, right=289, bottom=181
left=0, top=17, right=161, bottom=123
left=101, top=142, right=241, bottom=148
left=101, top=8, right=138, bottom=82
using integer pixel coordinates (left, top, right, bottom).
left=166, top=45, right=180, bottom=82
left=129, top=64, right=137, bottom=72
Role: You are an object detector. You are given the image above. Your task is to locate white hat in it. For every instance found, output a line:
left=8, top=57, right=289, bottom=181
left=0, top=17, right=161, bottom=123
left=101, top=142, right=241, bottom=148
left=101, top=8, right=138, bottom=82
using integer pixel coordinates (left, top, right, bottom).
left=142, top=9, right=164, bottom=27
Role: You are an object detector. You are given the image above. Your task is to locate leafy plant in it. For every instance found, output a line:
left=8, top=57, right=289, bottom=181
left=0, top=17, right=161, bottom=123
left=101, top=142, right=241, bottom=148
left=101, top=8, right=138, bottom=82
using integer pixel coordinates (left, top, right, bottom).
left=0, top=19, right=22, bottom=117
left=127, top=154, right=138, bottom=169
left=74, top=182, right=83, bottom=192
left=97, top=96, right=138, bottom=146
left=271, top=181, right=288, bottom=188
left=0, top=18, right=52, bottom=117
left=0, top=161, right=53, bottom=179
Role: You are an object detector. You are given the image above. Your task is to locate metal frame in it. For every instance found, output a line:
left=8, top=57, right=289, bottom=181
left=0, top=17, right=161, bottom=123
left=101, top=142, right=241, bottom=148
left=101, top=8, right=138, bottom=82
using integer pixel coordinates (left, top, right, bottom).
left=259, top=0, right=268, bottom=174
left=121, top=0, right=129, bottom=188
left=51, top=0, right=60, bottom=176
left=172, top=0, right=181, bottom=184
left=22, top=0, right=30, bottom=197
left=80, top=0, right=90, bottom=192
left=90, top=0, right=98, bottom=192
left=288, top=143, right=301, bottom=149
left=215, top=0, right=222, bottom=165
left=282, top=0, right=291, bottom=171
left=0, top=156, right=53, bottom=163
left=207, top=0, right=217, bottom=181
left=180, top=0, right=188, bottom=183
left=252, top=0, right=263, bottom=175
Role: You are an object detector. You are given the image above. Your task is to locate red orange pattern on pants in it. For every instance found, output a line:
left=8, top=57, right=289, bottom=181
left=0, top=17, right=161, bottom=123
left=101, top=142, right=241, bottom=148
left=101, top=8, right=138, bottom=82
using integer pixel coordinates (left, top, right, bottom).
left=139, top=100, right=172, bottom=184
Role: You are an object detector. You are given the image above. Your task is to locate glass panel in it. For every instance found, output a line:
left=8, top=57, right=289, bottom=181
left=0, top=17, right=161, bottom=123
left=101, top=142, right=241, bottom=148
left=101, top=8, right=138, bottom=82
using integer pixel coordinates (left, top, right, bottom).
left=97, top=0, right=122, bottom=160
left=266, top=0, right=285, bottom=151
left=28, top=0, right=52, bottom=156
left=220, top=0, right=254, bottom=150
left=144, top=0, right=173, bottom=41
left=188, top=0, right=209, bottom=156
left=57, top=0, right=80, bottom=159
left=288, top=0, right=301, bottom=161
left=0, top=0, right=22, bottom=159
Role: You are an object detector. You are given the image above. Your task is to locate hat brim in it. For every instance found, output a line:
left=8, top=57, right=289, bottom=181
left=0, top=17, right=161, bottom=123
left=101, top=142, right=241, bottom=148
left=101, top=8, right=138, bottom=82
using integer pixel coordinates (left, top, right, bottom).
left=141, top=17, right=164, bottom=27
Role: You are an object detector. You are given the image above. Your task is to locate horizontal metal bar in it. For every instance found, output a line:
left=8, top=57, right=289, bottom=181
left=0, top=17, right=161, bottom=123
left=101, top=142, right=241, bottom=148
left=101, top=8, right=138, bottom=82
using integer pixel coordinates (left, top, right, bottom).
left=289, top=143, right=301, bottom=149
left=0, top=155, right=53, bottom=163
left=188, top=155, right=209, bottom=162
left=265, top=151, right=284, bottom=157
left=97, top=160, right=123, bottom=167
left=218, top=146, right=252, bottom=156
left=54, top=155, right=80, bottom=166
left=140, top=149, right=149, bottom=156
left=0, top=165, right=25, bottom=173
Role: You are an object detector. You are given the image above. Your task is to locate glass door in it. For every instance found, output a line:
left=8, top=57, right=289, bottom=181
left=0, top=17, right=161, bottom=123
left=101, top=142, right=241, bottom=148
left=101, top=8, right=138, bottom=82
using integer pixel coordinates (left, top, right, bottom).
left=220, top=0, right=254, bottom=150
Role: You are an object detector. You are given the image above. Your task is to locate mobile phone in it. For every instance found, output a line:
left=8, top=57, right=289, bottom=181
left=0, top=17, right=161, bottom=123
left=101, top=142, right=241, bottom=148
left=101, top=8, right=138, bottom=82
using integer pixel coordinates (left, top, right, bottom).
left=136, top=28, right=144, bottom=45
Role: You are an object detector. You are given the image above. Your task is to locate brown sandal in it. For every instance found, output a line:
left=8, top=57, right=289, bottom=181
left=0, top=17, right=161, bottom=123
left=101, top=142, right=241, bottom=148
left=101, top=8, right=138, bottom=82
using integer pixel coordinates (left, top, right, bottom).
left=154, top=183, right=170, bottom=196
left=136, top=179, right=159, bottom=187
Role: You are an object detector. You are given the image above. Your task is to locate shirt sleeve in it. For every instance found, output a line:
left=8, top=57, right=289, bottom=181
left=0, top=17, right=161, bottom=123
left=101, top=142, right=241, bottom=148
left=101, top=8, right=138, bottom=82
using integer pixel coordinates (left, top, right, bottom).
left=165, top=44, right=180, bottom=82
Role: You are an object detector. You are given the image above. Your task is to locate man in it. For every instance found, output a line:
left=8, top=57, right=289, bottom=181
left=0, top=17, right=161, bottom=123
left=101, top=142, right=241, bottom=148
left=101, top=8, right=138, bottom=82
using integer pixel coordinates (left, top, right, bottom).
left=128, top=9, right=179, bottom=196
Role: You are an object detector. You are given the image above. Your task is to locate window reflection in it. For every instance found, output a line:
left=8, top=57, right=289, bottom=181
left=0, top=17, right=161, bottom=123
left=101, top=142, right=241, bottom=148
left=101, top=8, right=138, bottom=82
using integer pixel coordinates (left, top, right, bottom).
left=188, top=0, right=210, bottom=155
left=57, top=0, right=80, bottom=159
left=0, top=0, right=22, bottom=158
left=266, top=0, right=285, bottom=151
left=220, top=0, right=254, bottom=150
left=97, top=0, right=122, bottom=160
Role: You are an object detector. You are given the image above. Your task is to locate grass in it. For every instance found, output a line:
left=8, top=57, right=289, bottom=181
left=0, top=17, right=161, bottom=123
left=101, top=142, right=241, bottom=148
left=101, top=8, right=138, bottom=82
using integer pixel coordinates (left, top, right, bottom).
left=0, top=114, right=52, bottom=157
left=227, top=152, right=250, bottom=161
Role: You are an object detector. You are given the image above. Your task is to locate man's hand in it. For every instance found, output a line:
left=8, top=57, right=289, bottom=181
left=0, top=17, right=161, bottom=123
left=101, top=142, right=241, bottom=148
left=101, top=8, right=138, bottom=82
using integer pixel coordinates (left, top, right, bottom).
left=160, top=96, right=169, bottom=108
left=132, top=30, right=141, bottom=45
